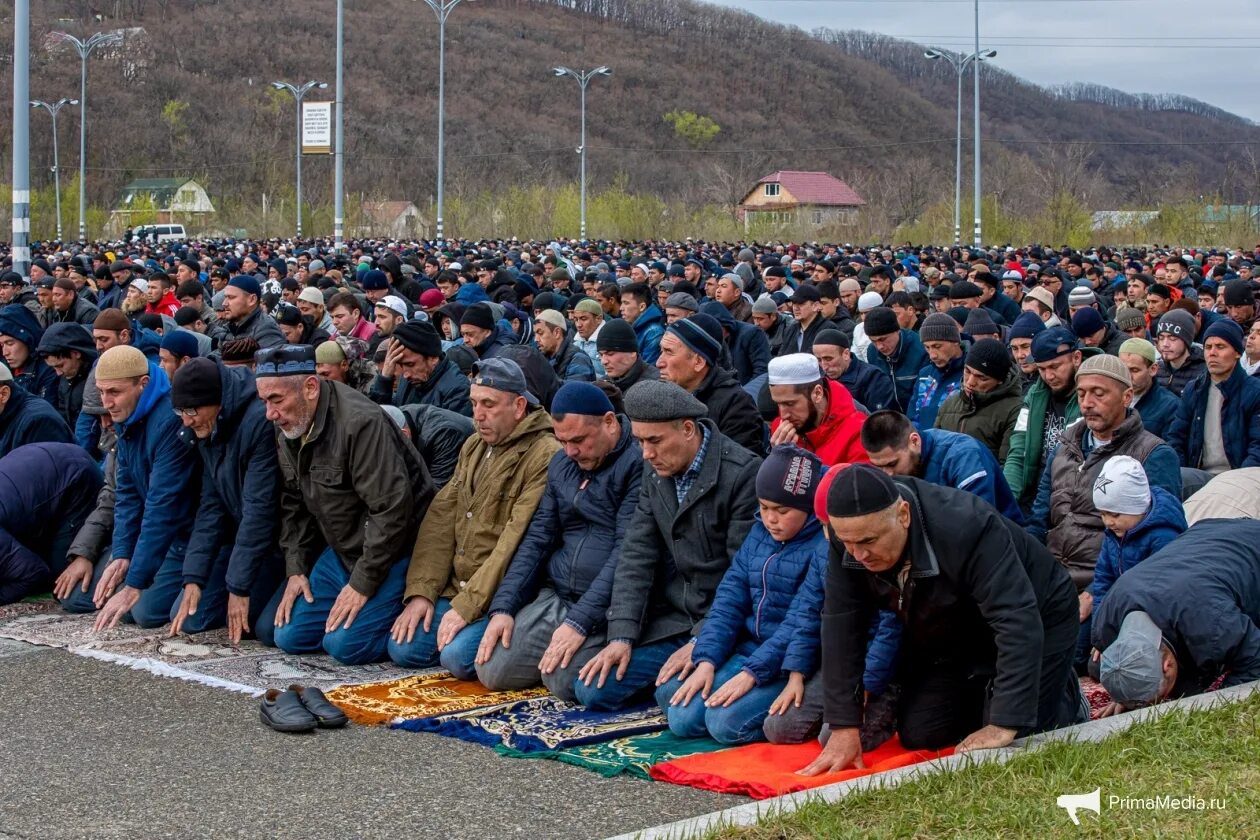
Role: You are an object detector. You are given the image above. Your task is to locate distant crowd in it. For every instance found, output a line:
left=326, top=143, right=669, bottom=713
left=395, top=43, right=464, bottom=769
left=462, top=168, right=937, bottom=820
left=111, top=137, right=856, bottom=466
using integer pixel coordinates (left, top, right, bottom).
left=0, top=235, right=1258, bottom=763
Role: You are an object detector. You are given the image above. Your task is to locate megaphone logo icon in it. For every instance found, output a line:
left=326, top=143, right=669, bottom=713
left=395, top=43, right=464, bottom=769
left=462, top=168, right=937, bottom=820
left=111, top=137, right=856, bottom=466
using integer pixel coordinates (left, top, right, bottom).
left=1057, top=788, right=1101, bottom=825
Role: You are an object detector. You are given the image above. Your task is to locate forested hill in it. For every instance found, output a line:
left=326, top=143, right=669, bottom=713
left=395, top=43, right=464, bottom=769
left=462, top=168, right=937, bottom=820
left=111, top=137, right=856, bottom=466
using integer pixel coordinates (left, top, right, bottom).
left=2, top=0, right=1257, bottom=227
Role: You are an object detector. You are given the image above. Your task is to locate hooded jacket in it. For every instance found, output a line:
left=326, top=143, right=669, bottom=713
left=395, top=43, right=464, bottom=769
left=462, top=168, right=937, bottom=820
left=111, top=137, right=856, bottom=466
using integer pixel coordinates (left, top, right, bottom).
left=488, top=417, right=642, bottom=635
left=1165, top=363, right=1260, bottom=471
left=278, top=379, right=434, bottom=598
left=605, top=420, right=761, bottom=646
left=1092, top=519, right=1260, bottom=698
left=908, top=353, right=965, bottom=430
left=0, top=382, right=73, bottom=459
left=866, top=328, right=929, bottom=414
left=632, top=304, right=666, bottom=365
left=822, top=477, right=1078, bottom=733
left=181, top=364, right=283, bottom=596
left=769, top=378, right=868, bottom=466
left=703, top=303, right=772, bottom=386
left=36, top=323, right=98, bottom=432
left=0, top=442, right=103, bottom=604
left=397, top=403, right=475, bottom=489
left=1089, top=486, right=1186, bottom=605
left=129, top=322, right=163, bottom=360
left=371, top=356, right=473, bottom=417
left=404, top=407, right=560, bottom=622
left=693, top=364, right=766, bottom=456
left=112, top=364, right=200, bottom=591
left=0, top=304, right=59, bottom=407
left=934, top=367, right=1024, bottom=464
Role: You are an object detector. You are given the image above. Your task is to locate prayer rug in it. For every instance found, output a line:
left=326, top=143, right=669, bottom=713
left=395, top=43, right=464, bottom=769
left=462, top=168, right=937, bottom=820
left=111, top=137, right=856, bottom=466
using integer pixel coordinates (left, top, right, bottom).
left=495, top=729, right=727, bottom=780
left=393, top=695, right=668, bottom=751
left=1081, top=676, right=1112, bottom=719
left=325, top=672, right=549, bottom=726
left=649, top=735, right=953, bottom=800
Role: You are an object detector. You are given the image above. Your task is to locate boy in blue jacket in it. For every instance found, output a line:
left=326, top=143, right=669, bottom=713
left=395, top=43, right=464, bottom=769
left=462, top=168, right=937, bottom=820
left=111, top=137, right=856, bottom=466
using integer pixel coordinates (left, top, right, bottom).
left=1076, top=455, right=1187, bottom=671
left=655, top=445, right=829, bottom=745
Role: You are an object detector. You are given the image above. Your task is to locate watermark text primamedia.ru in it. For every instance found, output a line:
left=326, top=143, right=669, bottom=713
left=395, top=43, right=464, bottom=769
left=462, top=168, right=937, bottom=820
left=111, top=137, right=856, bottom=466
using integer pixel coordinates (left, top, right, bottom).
left=1109, top=794, right=1227, bottom=812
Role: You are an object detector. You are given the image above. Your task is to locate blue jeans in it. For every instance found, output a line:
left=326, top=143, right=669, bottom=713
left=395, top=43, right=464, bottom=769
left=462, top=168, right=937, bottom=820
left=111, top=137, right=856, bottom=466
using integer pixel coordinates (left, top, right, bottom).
left=57, top=554, right=109, bottom=615
left=385, top=596, right=488, bottom=678
left=128, top=539, right=190, bottom=629
left=168, top=545, right=286, bottom=637
left=573, top=636, right=686, bottom=711
left=272, top=547, right=408, bottom=665
left=655, top=654, right=784, bottom=745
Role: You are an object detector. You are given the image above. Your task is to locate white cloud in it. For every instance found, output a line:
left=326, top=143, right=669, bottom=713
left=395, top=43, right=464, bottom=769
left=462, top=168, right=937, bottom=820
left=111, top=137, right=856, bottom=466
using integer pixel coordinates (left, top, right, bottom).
left=708, top=0, right=1260, bottom=120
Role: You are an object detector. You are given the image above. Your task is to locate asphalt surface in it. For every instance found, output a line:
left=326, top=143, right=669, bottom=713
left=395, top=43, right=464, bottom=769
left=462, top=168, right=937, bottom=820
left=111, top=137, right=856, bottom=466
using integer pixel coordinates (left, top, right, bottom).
left=0, top=640, right=738, bottom=840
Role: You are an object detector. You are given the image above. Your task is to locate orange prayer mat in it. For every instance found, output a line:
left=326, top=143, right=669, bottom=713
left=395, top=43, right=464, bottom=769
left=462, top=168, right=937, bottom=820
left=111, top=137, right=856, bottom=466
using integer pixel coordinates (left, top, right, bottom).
left=325, top=671, right=549, bottom=726
left=648, top=735, right=953, bottom=800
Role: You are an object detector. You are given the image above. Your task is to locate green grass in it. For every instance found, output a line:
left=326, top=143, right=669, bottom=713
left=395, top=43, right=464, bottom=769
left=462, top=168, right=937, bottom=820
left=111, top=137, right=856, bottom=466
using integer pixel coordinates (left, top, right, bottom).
left=707, top=693, right=1260, bottom=839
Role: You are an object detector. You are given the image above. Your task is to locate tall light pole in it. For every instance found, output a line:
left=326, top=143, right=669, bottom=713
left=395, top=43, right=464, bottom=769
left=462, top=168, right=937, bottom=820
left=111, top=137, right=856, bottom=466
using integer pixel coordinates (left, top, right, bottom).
left=11, top=0, right=30, bottom=280
left=271, top=81, right=327, bottom=240
left=421, top=0, right=473, bottom=243
left=334, top=0, right=345, bottom=252
left=924, top=47, right=995, bottom=247
left=552, top=66, right=612, bottom=242
left=30, top=98, right=79, bottom=242
left=972, top=0, right=985, bottom=249
left=47, top=30, right=123, bottom=244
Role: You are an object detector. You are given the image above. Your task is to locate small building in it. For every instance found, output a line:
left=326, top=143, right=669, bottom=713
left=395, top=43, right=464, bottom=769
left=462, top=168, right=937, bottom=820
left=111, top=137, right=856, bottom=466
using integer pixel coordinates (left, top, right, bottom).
left=355, top=201, right=427, bottom=240
left=109, top=178, right=215, bottom=234
left=737, top=170, right=865, bottom=231
left=1091, top=210, right=1160, bottom=232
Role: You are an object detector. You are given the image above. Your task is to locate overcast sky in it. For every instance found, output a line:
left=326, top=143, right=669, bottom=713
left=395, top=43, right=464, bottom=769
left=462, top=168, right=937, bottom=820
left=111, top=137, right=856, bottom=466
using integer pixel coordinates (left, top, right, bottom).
left=709, top=0, right=1259, bottom=122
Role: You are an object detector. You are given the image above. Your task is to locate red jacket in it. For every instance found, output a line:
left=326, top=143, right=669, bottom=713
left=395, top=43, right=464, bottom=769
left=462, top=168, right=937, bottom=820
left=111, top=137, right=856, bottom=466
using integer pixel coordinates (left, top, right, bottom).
left=771, top=378, right=869, bottom=466
left=147, top=291, right=180, bottom=318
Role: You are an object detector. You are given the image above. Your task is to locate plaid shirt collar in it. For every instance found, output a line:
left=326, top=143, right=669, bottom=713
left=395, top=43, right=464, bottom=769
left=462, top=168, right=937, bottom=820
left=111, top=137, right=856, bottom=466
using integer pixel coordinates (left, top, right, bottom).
left=673, top=424, right=711, bottom=506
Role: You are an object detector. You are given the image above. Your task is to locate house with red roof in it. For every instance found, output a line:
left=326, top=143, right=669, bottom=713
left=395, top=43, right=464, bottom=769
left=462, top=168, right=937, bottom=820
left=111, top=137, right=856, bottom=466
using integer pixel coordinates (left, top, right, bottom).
left=737, top=171, right=865, bottom=232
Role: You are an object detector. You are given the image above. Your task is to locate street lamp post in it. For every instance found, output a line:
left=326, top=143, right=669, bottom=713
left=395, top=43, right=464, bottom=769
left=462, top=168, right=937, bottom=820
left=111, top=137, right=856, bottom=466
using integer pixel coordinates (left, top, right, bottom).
left=552, top=66, right=612, bottom=242
left=334, top=0, right=345, bottom=252
left=47, top=30, right=123, bottom=244
left=421, top=0, right=473, bottom=243
left=30, top=98, right=79, bottom=242
left=11, top=0, right=30, bottom=280
left=271, top=81, right=327, bottom=240
left=924, top=46, right=995, bottom=248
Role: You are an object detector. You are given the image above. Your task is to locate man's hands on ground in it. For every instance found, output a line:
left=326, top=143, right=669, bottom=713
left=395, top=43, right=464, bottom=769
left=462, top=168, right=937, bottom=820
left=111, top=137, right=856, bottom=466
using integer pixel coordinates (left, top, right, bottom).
left=476, top=613, right=514, bottom=665
left=326, top=585, right=368, bottom=633
left=226, top=594, right=250, bottom=644
left=53, top=556, right=93, bottom=600
left=94, top=585, right=140, bottom=632
left=539, top=623, right=586, bottom=674
left=956, top=724, right=1018, bottom=753
left=655, top=641, right=696, bottom=686
left=579, top=640, right=631, bottom=689
left=797, top=726, right=864, bottom=776
left=390, top=596, right=434, bottom=644
left=93, top=557, right=130, bottom=608
left=169, top=583, right=201, bottom=636
left=274, top=575, right=313, bottom=627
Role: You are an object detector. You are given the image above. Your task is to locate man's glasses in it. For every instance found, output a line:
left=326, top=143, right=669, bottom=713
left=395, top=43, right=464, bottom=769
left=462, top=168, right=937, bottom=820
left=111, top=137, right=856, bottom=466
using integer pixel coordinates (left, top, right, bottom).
left=173, top=407, right=198, bottom=418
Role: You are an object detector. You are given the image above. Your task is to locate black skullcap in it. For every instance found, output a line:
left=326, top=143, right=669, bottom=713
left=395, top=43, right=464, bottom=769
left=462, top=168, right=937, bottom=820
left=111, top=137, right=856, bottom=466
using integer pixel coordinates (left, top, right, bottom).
left=826, top=463, right=900, bottom=518
left=812, top=328, right=851, bottom=350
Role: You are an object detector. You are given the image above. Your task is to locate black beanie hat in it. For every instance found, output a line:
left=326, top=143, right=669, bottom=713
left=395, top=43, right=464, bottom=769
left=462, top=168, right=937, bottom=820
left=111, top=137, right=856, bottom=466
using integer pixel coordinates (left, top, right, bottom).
left=965, top=338, right=1013, bottom=382
left=863, top=306, right=899, bottom=338
left=393, top=320, right=443, bottom=357
left=461, top=302, right=496, bottom=331
left=1223, top=279, right=1255, bottom=308
left=171, top=357, right=223, bottom=410
left=755, top=445, right=824, bottom=514
left=826, top=463, right=900, bottom=518
left=596, top=318, right=639, bottom=353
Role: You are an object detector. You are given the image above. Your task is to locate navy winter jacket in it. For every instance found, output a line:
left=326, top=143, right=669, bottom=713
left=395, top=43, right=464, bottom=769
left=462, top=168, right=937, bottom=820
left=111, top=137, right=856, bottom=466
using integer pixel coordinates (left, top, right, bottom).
left=1133, top=381, right=1179, bottom=440
left=370, top=356, right=472, bottom=416
left=181, top=364, right=283, bottom=596
left=1165, top=364, right=1260, bottom=470
left=866, top=328, right=929, bottom=414
left=1089, top=486, right=1186, bottom=605
left=488, top=418, right=642, bottom=635
left=0, top=383, right=73, bottom=458
left=919, top=428, right=1024, bottom=524
left=908, top=354, right=965, bottom=430
left=111, top=363, right=199, bottom=590
left=0, top=443, right=102, bottom=604
left=633, top=305, right=666, bottom=365
left=839, top=356, right=897, bottom=414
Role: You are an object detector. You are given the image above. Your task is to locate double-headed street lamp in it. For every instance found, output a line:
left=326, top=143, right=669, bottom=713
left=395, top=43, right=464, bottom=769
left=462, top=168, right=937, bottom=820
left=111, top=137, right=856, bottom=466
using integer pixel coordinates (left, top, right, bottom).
left=30, top=98, right=78, bottom=242
left=271, top=81, right=328, bottom=239
left=421, top=0, right=473, bottom=243
left=47, top=30, right=124, bottom=244
left=552, top=66, right=612, bottom=242
left=924, top=46, right=996, bottom=247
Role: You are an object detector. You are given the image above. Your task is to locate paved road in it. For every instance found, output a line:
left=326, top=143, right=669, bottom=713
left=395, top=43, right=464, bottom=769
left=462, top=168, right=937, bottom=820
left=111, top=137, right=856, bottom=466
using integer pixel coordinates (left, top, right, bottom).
left=0, top=641, right=738, bottom=840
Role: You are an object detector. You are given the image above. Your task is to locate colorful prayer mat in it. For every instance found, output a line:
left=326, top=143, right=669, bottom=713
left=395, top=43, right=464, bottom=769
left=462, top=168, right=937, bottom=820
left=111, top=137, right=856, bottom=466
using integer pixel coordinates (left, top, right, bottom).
left=393, top=695, right=668, bottom=751
left=649, top=735, right=953, bottom=800
left=325, top=672, right=550, bottom=726
left=1081, top=676, right=1112, bottom=719
left=495, top=729, right=726, bottom=780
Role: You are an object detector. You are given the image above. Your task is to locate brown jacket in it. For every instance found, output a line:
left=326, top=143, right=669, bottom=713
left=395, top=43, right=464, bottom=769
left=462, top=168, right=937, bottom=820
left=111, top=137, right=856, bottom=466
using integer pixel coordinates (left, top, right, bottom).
left=278, top=379, right=434, bottom=597
left=404, top=407, right=560, bottom=622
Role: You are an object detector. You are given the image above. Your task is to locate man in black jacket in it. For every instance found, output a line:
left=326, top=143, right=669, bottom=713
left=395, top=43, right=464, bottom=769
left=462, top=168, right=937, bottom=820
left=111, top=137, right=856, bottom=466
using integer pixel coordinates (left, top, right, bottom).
left=36, top=323, right=98, bottom=433
left=473, top=383, right=642, bottom=701
left=597, top=319, right=659, bottom=394
left=578, top=380, right=760, bottom=710
left=370, top=321, right=472, bottom=416
left=801, top=466, right=1082, bottom=774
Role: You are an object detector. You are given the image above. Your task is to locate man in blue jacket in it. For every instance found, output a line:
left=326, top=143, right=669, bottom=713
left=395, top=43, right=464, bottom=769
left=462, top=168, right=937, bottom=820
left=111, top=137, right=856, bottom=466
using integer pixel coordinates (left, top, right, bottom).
left=863, top=307, right=928, bottom=414
left=473, top=383, right=643, bottom=701
left=620, top=283, right=665, bottom=365
left=700, top=301, right=771, bottom=386
left=167, top=358, right=286, bottom=643
left=812, top=329, right=896, bottom=413
left=0, top=365, right=73, bottom=458
left=907, top=313, right=966, bottom=429
left=90, top=345, right=199, bottom=631
left=1119, top=338, right=1178, bottom=439
left=0, top=443, right=103, bottom=605
left=861, top=411, right=1024, bottom=524
left=1165, top=319, right=1260, bottom=490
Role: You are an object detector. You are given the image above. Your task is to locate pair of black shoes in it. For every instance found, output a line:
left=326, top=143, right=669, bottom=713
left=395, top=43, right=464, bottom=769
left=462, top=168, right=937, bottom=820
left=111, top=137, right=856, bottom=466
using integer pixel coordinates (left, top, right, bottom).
left=260, top=684, right=349, bottom=733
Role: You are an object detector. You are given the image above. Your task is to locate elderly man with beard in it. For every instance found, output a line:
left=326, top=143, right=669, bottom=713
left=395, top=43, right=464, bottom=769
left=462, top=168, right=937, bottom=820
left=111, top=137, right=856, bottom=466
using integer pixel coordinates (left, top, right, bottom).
left=258, top=345, right=434, bottom=664
left=166, top=358, right=286, bottom=642
left=799, top=465, right=1082, bottom=774
left=767, top=354, right=868, bottom=466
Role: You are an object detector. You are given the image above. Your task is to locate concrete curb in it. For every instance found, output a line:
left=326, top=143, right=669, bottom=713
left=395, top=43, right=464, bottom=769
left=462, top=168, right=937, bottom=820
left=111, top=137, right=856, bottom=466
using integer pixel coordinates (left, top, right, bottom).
left=607, top=680, right=1260, bottom=840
